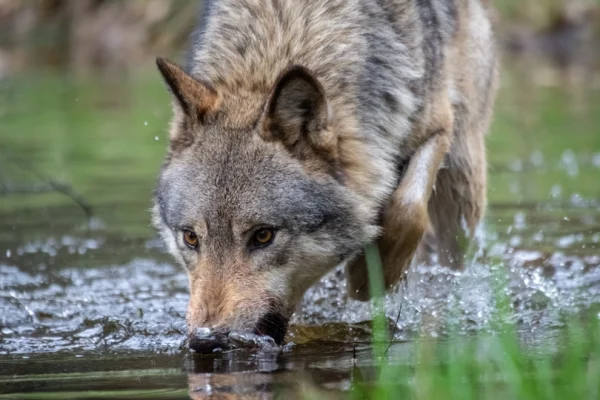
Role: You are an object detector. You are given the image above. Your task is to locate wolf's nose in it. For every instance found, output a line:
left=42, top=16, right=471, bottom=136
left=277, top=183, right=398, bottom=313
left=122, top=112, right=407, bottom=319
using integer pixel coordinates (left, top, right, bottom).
left=188, top=327, right=229, bottom=353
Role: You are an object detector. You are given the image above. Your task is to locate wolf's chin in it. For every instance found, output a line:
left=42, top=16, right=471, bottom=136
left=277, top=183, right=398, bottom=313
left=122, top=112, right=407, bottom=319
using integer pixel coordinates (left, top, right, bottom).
left=254, top=311, right=289, bottom=345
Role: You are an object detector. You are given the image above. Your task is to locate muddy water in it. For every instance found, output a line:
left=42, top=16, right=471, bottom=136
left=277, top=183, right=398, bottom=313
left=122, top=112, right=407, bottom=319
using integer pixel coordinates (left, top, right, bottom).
left=1, top=62, right=600, bottom=398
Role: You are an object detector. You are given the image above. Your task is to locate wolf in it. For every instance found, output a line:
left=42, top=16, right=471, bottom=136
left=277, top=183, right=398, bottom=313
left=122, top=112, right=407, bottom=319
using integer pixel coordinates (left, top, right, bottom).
left=153, top=0, right=498, bottom=352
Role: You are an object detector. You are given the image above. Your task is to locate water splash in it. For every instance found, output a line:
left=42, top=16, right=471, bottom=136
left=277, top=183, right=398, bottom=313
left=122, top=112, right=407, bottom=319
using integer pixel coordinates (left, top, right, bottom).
left=1, top=203, right=599, bottom=355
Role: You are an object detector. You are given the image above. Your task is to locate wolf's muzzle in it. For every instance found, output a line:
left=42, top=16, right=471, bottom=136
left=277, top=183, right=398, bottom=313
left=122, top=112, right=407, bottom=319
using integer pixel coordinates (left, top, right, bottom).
left=188, top=312, right=289, bottom=353
left=188, top=327, right=229, bottom=353
left=254, top=312, right=289, bottom=345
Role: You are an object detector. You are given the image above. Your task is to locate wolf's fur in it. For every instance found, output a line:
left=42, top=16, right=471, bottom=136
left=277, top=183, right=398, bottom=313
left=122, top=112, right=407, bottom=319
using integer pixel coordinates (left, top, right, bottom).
left=153, top=0, right=498, bottom=345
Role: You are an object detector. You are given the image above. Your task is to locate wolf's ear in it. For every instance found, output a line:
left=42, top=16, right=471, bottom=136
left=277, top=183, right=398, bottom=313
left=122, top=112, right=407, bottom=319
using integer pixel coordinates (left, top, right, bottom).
left=261, top=66, right=335, bottom=159
left=156, top=57, right=219, bottom=121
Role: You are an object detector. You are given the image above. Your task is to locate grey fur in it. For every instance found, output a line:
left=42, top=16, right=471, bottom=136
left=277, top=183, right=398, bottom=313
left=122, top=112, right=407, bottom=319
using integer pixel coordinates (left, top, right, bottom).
left=153, top=0, right=498, bottom=343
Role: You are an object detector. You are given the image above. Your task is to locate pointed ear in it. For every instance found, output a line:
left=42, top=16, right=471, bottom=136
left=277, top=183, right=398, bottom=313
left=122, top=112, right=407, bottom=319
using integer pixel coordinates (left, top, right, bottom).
left=156, top=57, right=219, bottom=121
left=261, top=66, right=334, bottom=157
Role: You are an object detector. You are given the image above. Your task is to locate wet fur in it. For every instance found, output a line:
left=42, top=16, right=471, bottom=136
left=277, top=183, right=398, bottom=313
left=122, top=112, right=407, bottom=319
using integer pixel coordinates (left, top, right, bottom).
left=153, top=0, right=498, bottom=340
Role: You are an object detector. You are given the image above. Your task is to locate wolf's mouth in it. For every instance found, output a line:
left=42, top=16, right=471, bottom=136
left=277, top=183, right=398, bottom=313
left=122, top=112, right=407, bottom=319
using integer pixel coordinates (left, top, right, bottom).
left=254, top=312, right=289, bottom=345
left=188, top=313, right=289, bottom=353
left=188, top=327, right=229, bottom=353
left=188, top=331, right=281, bottom=353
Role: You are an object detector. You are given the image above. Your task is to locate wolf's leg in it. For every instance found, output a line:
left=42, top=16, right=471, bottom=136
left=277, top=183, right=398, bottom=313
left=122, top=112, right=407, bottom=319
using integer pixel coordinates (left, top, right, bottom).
left=346, top=128, right=451, bottom=301
left=427, top=115, right=487, bottom=270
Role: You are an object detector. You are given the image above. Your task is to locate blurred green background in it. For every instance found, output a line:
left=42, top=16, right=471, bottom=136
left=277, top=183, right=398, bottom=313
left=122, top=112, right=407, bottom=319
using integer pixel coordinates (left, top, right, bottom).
left=1, top=0, right=599, bottom=238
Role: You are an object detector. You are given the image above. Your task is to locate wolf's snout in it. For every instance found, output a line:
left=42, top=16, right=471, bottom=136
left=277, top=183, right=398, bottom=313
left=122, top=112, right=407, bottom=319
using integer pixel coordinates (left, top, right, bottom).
left=187, top=312, right=289, bottom=353
left=188, top=327, right=229, bottom=353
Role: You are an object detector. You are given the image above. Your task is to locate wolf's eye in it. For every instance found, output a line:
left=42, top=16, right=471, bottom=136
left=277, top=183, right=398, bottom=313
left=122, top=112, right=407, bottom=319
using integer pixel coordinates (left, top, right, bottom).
left=252, top=228, right=275, bottom=248
left=183, top=230, right=199, bottom=249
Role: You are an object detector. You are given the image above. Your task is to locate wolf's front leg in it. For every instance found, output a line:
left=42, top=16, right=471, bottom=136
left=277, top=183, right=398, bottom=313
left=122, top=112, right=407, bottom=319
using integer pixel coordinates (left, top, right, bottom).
left=346, top=131, right=450, bottom=301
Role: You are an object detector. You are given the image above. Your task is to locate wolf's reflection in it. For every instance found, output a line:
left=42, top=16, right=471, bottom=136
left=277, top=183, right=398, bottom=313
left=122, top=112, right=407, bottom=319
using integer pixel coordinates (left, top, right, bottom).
left=184, top=348, right=347, bottom=399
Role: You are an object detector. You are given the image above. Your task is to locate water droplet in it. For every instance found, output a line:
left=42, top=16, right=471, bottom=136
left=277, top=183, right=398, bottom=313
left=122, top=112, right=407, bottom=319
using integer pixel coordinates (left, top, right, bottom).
left=509, top=158, right=523, bottom=172
left=550, top=185, right=562, bottom=199
left=592, top=153, right=600, bottom=168
left=560, top=149, right=579, bottom=176
left=530, top=150, right=544, bottom=167
left=144, top=121, right=148, bottom=126
left=509, top=235, right=522, bottom=247
left=5, top=249, right=10, bottom=258
left=154, top=136, right=159, bottom=141
left=514, top=212, right=526, bottom=230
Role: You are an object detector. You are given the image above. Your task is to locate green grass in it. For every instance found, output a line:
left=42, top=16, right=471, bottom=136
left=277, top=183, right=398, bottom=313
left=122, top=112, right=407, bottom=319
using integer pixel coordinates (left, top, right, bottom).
left=342, top=242, right=600, bottom=400
left=346, top=313, right=600, bottom=400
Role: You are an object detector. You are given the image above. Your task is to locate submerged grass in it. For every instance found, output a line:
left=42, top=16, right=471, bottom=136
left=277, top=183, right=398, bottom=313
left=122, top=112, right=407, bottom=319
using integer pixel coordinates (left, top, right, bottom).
left=343, top=245, right=600, bottom=400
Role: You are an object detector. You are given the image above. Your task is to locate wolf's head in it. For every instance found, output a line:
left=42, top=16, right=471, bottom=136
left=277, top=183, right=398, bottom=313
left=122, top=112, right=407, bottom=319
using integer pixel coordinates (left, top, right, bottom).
left=153, top=58, right=373, bottom=351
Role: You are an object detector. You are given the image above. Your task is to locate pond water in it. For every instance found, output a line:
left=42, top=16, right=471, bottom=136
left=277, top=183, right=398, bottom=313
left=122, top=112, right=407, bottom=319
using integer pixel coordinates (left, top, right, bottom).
left=1, top=59, right=599, bottom=398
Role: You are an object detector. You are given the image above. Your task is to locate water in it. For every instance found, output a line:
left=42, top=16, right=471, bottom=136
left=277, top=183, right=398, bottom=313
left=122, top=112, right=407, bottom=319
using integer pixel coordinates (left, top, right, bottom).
left=1, top=60, right=599, bottom=398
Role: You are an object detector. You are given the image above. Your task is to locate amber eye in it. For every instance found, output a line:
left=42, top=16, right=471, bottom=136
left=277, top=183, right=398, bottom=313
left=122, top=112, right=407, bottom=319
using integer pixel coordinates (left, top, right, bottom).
left=252, top=228, right=275, bottom=247
left=183, top=230, right=199, bottom=249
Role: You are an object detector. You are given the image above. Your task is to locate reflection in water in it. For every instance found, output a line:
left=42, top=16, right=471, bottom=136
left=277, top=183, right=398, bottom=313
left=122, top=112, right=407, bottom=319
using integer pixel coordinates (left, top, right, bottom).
left=184, top=346, right=357, bottom=399
left=186, top=356, right=282, bottom=400
left=187, top=373, right=276, bottom=400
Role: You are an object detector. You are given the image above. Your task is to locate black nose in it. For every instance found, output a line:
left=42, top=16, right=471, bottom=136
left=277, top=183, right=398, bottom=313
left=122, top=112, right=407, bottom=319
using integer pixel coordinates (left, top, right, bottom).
left=188, top=328, right=229, bottom=353
left=255, top=312, right=289, bottom=345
